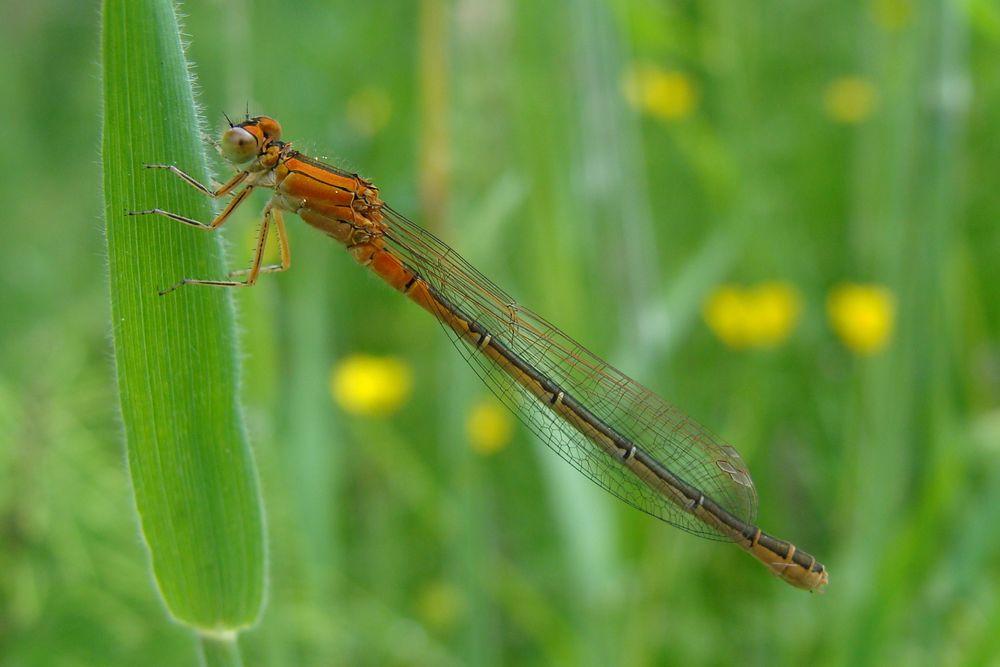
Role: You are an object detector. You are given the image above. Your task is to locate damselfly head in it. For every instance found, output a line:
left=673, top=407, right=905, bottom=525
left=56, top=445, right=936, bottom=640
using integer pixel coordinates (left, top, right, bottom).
left=220, top=115, right=283, bottom=164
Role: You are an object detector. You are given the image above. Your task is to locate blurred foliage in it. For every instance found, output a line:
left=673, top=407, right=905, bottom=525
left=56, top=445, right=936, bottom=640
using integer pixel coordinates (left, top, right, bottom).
left=2, top=0, right=999, bottom=665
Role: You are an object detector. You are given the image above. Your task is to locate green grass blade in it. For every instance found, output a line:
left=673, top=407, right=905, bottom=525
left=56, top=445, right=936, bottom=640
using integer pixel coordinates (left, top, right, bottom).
left=101, top=0, right=265, bottom=632
left=199, top=635, right=245, bottom=667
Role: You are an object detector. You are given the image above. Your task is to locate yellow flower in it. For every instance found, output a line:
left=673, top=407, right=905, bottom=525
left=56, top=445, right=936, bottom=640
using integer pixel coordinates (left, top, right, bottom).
left=330, top=354, right=412, bottom=417
left=824, top=77, right=877, bottom=124
left=872, top=0, right=913, bottom=30
left=416, top=581, right=465, bottom=632
left=703, top=286, right=746, bottom=348
left=703, top=282, right=802, bottom=349
left=622, top=63, right=698, bottom=121
left=746, top=283, right=802, bottom=346
left=465, top=399, right=513, bottom=455
left=345, top=86, right=392, bottom=138
left=827, top=283, right=895, bottom=355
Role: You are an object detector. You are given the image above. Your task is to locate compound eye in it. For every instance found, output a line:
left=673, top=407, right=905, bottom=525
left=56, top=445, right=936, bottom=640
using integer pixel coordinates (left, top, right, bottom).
left=255, top=116, right=282, bottom=141
left=220, top=126, right=258, bottom=163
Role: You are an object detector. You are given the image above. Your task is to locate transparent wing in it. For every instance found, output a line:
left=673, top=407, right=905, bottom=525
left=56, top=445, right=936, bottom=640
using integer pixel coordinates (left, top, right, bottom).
left=380, top=205, right=757, bottom=539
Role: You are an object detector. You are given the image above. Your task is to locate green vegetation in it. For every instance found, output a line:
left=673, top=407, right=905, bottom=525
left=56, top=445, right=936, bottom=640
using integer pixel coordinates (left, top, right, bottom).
left=101, top=0, right=264, bottom=660
left=2, top=0, right=998, bottom=664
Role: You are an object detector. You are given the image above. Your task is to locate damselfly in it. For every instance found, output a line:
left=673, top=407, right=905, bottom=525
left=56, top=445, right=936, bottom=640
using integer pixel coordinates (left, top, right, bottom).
left=129, top=115, right=828, bottom=591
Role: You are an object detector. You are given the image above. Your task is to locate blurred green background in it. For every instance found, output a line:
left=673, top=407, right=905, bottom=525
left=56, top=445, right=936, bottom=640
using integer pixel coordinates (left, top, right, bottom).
left=3, top=0, right=1000, bottom=664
